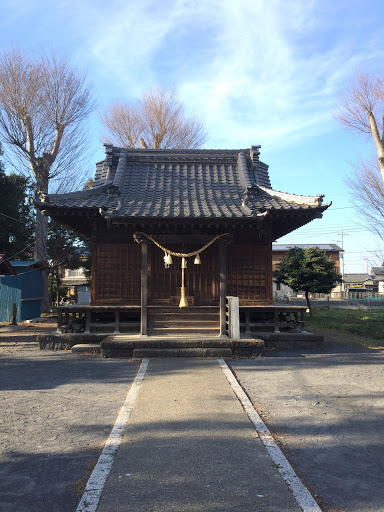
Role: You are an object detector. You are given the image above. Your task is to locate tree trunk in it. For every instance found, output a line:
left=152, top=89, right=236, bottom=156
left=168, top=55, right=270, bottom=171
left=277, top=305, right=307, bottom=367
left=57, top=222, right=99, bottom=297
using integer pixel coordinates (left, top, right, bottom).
left=367, top=112, right=384, bottom=185
left=34, top=171, right=50, bottom=314
left=49, top=271, right=54, bottom=305
left=56, top=270, right=60, bottom=308
left=305, top=290, right=312, bottom=317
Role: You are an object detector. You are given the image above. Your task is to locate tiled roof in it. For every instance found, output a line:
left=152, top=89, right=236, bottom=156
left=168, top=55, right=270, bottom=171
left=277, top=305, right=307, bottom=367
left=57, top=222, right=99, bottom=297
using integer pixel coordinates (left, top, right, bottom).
left=38, top=145, right=330, bottom=221
left=371, top=267, right=384, bottom=276
left=343, top=273, right=374, bottom=284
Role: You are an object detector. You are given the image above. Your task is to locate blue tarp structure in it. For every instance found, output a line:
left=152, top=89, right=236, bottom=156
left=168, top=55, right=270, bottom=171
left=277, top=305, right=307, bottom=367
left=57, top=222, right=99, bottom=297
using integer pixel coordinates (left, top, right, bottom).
left=0, top=261, right=43, bottom=322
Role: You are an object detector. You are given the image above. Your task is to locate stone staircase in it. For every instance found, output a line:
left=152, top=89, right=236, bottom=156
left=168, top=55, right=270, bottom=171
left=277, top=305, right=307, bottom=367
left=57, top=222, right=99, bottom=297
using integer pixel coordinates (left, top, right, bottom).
left=99, top=336, right=264, bottom=358
left=147, top=306, right=220, bottom=337
left=70, top=306, right=267, bottom=358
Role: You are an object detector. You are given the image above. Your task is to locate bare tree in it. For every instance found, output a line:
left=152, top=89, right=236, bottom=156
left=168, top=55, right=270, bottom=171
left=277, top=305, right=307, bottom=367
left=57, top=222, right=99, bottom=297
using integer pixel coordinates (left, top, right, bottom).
left=0, top=48, right=95, bottom=312
left=336, top=71, right=384, bottom=183
left=346, top=157, right=384, bottom=240
left=101, top=87, right=207, bottom=149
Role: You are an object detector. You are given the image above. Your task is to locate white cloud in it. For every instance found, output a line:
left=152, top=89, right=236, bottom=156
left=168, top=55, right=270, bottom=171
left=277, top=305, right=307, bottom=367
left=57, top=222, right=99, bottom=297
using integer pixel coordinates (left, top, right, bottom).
left=13, top=0, right=383, bottom=151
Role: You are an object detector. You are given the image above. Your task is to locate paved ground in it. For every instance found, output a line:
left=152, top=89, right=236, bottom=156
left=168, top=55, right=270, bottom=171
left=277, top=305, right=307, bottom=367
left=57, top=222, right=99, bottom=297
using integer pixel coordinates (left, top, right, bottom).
left=95, top=358, right=302, bottom=512
left=232, top=342, right=384, bottom=512
left=1, top=322, right=383, bottom=511
left=0, top=321, right=139, bottom=512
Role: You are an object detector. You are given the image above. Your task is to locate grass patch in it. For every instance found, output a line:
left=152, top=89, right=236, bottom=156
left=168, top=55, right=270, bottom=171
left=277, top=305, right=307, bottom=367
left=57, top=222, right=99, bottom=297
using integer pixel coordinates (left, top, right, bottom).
left=306, top=308, right=384, bottom=348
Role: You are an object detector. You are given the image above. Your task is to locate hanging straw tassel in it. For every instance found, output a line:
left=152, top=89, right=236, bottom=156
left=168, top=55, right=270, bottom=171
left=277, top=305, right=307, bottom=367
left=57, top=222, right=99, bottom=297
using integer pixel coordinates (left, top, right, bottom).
left=194, top=253, right=201, bottom=265
left=179, top=265, right=188, bottom=308
left=165, top=253, right=173, bottom=265
left=181, top=257, right=187, bottom=269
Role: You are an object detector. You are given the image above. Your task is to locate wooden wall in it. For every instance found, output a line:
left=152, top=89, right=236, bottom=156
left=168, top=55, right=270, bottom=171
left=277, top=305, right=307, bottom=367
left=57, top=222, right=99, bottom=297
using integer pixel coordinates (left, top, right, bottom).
left=91, top=240, right=272, bottom=305
left=227, top=243, right=272, bottom=304
left=91, top=243, right=141, bottom=304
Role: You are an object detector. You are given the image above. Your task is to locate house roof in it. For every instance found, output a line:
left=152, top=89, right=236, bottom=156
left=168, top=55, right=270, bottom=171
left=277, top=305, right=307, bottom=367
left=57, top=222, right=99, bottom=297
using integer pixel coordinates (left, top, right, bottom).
left=10, top=261, right=41, bottom=268
left=371, top=266, right=384, bottom=276
left=0, top=255, right=17, bottom=276
left=273, top=244, right=343, bottom=252
left=37, top=145, right=330, bottom=221
left=343, top=273, right=374, bottom=284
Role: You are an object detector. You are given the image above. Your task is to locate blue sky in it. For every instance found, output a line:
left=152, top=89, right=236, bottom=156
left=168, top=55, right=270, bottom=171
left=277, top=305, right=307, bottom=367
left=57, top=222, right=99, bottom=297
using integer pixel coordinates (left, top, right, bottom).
left=1, top=0, right=384, bottom=273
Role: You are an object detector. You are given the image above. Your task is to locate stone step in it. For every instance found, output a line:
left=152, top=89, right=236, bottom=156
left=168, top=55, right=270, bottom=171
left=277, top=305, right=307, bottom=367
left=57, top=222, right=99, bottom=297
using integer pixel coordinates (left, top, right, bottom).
left=101, top=338, right=230, bottom=348
left=149, top=321, right=218, bottom=328
left=100, top=337, right=265, bottom=358
left=148, top=307, right=219, bottom=312
left=148, top=327, right=219, bottom=338
left=132, top=347, right=232, bottom=358
left=149, top=315, right=219, bottom=322
left=72, top=344, right=101, bottom=354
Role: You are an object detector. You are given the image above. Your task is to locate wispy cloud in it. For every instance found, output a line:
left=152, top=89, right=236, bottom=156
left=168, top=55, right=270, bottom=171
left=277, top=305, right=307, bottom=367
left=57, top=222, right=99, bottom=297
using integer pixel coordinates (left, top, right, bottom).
left=2, top=0, right=383, bottom=152
left=69, top=0, right=384, bottom=150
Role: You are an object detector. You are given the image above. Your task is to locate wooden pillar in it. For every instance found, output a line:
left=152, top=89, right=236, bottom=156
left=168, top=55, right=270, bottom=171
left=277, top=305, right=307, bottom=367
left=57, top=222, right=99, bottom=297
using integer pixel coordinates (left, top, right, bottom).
left=12, top=303, right=17, bottom=325
left=140, top=243, right=148, bottom=336
left=273, top=307, right=280, bottom=333
left=245, top=309, right=251, bottom=334
left=84, top=308, right=91, bottom=334
left=56, top=307, right=62, bottom=334
left=300, top=308, right=308, bottom=333
left=219, top=241, right=227, bottom=337
left=114, top=310, right=120, bottom=334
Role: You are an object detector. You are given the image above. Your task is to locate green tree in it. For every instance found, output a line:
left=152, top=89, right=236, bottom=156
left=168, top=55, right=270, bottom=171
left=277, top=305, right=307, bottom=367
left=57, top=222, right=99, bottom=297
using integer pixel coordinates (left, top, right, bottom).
left=274, top=247, right=342, bottom=315
left=0, top=154, right=34, bottom=259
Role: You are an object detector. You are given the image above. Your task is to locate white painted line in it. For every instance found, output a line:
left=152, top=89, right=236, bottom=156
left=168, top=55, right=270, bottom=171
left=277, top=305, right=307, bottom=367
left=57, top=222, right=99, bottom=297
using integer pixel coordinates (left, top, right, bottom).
left=217, top=358, right=322, bottom=512
left=76, top=359, right=149, bottom=512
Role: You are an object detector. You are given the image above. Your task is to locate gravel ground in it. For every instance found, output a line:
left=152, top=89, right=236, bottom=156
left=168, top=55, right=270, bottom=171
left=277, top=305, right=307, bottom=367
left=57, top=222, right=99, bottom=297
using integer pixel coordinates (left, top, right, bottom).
left=0, top=320, right=139, bottom=512
left=2, top=321, right=384, bottom=512
left=231, top=341, right=384, bottom=512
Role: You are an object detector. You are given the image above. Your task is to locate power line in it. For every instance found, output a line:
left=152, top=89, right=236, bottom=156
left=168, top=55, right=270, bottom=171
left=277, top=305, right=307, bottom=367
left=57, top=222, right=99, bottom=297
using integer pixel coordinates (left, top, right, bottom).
left=0, top=211, right=28, bottom=224
left=328, top=206, right=355, bottom=210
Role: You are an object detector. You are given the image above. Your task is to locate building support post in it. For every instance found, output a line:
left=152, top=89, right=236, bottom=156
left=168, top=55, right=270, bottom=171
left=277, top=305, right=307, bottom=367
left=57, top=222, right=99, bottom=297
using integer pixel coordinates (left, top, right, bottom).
left=56, top=307, right=62, bottom=334
left=219, top=241, right=227, bottom=337
left=140, top=242, right=148, bottom=336
left=84, top=308, right=91, bottom=335
left=114, top=310, right=120, bottom=334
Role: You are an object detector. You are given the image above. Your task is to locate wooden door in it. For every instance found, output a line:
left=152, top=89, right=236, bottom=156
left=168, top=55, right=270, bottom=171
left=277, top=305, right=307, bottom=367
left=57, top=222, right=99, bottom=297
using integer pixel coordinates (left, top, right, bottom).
left=148, top=244, right=219, bottom=304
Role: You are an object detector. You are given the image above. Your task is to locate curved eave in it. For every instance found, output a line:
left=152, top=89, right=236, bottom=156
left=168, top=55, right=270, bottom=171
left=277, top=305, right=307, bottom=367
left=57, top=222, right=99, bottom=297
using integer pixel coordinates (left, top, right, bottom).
left=257, top=185, right=326, bottom=206
left=268, top=202, right=331, bottom=240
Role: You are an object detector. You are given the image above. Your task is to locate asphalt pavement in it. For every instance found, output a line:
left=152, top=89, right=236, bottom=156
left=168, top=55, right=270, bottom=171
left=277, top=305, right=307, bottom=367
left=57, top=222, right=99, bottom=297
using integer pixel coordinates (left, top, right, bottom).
left=85, top=358, right=311, bottom=512
left=0, top=347, right=139, bottom=512
left=232, top=343, right=384, bottom=512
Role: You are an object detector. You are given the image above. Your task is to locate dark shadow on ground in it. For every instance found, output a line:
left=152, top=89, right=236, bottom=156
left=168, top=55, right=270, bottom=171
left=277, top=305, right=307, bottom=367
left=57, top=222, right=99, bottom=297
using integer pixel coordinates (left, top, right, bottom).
left=0, top=353, right=138, bottom=390
left=2, top=412, right=383, bottom=512
left=232, top=349, right=384, bottom=512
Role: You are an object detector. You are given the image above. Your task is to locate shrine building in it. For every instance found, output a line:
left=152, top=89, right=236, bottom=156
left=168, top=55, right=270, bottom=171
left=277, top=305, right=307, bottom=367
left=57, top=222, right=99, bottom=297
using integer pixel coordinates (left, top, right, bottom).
left=36, top=144, right=330, bottom=339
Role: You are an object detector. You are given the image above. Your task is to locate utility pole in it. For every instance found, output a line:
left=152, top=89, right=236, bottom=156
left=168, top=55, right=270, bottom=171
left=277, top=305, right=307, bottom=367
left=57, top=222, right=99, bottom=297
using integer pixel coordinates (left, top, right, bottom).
left=337, top=229, right=346, bottom=295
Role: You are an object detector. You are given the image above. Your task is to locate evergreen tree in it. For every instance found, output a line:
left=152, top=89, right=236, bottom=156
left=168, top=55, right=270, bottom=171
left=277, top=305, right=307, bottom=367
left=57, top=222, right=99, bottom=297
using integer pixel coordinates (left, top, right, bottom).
left=0, top=151, right=34, bottom=259
left=274, top=247, right=342, bottom=315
